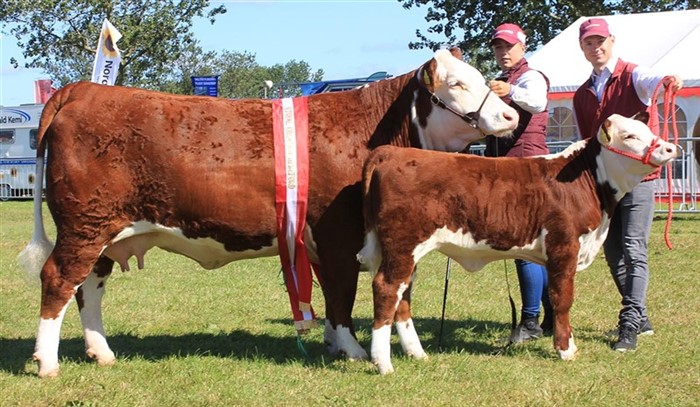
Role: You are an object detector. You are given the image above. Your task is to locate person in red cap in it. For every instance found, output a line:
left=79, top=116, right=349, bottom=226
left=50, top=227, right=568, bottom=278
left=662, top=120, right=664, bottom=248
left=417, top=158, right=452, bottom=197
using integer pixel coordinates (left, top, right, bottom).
left=485, top=23, right=553, bottom=344
left=573, top=16, right=683, bottom=353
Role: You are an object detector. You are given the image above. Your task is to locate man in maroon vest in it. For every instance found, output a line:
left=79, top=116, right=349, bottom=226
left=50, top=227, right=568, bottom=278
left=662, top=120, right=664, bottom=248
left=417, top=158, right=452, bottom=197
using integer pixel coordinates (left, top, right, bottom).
left=573, top=17, right=683, bottom=352
left=485, top=23, right=553, bottom=344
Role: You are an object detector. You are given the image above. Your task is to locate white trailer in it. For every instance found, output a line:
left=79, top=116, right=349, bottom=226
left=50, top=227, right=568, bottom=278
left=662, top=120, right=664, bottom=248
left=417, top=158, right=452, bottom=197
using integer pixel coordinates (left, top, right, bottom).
left=0, top=104, right=44, bottom=200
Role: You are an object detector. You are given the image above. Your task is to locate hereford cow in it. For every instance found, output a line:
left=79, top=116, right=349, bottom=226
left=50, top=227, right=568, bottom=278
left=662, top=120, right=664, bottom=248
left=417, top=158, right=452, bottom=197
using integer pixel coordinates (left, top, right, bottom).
left=18, top=49, right=519, bottom=378
left=357, top=113, right=678, bottom=374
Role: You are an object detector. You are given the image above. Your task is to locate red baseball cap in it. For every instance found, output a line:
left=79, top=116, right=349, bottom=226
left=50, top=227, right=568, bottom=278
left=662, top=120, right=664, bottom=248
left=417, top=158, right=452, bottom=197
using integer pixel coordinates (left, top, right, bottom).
left=579, top=18, right=611, bottom=40
left=490, top=23, right=527, bottom=45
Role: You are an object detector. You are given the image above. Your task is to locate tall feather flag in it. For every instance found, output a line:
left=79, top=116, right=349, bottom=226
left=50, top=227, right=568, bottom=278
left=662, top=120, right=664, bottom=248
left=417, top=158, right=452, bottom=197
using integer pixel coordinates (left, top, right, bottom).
left=34, top=79, right=56, bottom=103
left=91, top=19, right=122, bottom=85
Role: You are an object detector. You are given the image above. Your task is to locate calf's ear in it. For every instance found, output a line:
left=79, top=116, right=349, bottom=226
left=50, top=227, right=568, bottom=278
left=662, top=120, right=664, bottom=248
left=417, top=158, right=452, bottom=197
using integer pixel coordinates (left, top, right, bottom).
left=632, top=111, right=650, bottom=124
left=599, top=119, right=614, bottom=145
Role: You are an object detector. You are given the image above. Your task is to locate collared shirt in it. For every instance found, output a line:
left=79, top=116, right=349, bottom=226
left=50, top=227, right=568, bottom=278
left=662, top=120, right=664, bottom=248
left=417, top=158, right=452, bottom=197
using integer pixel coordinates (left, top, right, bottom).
left=588, top=55, right=666, bottom=105
left=506, top=69, right=548, bottom=114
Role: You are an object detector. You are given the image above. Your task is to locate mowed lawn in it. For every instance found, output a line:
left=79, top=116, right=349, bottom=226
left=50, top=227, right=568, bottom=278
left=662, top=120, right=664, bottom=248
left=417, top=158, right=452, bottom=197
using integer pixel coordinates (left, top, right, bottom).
left=1, top=200, right=698, bottom=406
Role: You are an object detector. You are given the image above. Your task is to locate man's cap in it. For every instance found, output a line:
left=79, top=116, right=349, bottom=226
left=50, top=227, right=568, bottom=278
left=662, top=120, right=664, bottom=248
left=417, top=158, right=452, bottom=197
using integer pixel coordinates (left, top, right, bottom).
left=490, top=23, right=527, bottom=45
left=579, top=18, right=611, bottom=40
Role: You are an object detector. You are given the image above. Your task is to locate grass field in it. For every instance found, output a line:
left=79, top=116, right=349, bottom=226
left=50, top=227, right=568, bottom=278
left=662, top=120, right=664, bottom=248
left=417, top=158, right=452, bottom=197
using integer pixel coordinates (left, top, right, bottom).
left=1, top=201, right=698, bottom=406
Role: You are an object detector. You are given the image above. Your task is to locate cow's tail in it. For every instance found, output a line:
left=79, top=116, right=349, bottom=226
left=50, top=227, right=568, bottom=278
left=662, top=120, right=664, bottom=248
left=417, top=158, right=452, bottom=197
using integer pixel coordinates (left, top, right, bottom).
left=356, top=149, right=386, bottom=276
left=16, top=86, right=68, bottom=284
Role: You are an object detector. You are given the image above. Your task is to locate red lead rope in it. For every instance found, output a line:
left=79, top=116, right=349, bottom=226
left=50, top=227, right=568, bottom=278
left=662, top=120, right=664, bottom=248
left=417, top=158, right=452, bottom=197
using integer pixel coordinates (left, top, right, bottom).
left=648, top=77, right=679, bottom=250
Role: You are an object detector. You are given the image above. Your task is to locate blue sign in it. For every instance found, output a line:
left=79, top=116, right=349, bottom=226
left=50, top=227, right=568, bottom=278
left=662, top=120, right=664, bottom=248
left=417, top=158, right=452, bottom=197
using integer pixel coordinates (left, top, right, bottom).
left=191, top=76, right=219, bottom=97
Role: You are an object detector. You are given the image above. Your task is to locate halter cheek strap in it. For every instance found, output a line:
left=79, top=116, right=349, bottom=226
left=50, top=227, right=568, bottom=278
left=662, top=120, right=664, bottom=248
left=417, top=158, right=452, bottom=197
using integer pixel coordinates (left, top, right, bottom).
left=416, top=67, right=492, bottom=129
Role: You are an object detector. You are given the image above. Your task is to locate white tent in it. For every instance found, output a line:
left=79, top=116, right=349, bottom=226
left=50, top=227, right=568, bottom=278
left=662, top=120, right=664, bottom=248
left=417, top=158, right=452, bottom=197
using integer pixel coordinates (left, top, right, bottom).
left=529, top=9, right=700, bottom=92
left=527, top=9, right=700, bottom=141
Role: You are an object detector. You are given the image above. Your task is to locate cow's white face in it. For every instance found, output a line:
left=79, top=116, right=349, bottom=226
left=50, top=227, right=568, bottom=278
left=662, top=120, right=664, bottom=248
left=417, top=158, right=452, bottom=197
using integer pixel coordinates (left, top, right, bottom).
left=418, top=50, right=518, bottom=152
left=597, top=113, right=678, bottom=195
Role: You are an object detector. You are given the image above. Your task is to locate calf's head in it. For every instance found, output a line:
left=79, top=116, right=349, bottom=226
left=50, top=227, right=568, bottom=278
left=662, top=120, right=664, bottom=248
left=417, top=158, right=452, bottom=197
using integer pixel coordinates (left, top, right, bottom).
left=418, top=49, right=518, bottom=151
left=598, top=112, right=678, bottom=194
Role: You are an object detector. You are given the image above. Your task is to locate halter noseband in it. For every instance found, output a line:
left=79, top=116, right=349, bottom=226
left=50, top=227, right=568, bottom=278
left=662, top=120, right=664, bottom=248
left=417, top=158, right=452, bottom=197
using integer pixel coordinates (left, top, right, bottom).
left=601, top=127, right=664, bottom=167
left=417, top=68, right=492, bottom=129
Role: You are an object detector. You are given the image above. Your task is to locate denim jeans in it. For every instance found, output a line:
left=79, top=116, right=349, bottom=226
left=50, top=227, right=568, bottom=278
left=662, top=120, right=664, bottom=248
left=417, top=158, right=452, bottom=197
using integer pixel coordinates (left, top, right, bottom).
left=515, top=259, right=552, bottom=319
left=604, top=181, right=655, bottom=330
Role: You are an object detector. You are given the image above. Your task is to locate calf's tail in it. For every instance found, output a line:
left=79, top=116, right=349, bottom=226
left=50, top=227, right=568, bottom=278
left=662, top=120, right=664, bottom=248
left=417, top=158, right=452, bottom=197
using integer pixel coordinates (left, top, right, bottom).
left=16, top=86, right=70, bottom=284
left=356, top=149, right=387, bottom=275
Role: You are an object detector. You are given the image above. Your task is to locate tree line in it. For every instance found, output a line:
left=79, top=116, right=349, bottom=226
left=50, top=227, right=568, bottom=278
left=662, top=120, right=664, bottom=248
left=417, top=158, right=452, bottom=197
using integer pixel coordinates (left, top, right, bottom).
left=2, top=0, right=695, bottom=98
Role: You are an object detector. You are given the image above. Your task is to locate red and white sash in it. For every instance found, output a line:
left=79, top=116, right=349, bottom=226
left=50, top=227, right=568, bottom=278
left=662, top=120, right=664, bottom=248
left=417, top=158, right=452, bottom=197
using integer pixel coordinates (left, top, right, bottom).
left=272, top=97, right=316, bottom=332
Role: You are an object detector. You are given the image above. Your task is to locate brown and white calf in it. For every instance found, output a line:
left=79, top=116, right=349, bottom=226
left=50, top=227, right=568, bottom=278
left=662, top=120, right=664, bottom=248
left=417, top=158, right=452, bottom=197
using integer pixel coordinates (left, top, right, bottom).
left=18, top=49, right=518, bottom=378
left=357, top=113, right=678, bottom=374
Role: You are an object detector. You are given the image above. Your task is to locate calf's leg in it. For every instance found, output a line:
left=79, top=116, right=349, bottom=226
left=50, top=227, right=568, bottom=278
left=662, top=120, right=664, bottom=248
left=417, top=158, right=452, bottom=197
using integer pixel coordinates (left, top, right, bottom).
left=547, top=255, right=578, bottom=361
left=394, top=269, right=427, bottom=359
left=371, top=259, right=415, bottom=374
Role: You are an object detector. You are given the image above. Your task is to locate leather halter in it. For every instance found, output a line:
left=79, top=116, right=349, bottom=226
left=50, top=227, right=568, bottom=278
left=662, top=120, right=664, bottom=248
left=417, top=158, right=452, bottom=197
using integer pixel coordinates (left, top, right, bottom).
left=417, top=68, right=492, bottom=129
left=601, top=127, right=663, bottom=167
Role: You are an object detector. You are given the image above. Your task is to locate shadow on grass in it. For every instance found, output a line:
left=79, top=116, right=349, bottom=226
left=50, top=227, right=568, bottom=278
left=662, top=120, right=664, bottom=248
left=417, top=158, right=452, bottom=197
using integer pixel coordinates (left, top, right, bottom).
left=2, top=316, right=594, bottom=376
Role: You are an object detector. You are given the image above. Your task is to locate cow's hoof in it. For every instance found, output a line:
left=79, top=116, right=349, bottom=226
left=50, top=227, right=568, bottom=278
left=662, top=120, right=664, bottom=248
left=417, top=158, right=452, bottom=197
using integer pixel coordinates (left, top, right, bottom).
left=34, top=354, right=60, bottom=378
left=374, top=360, right=394, bottom=375
left=407, top=350, right=428, bottom=360
left=87, top=348, right=116, bottom=366
left=336, top=325, right=369, bottom=360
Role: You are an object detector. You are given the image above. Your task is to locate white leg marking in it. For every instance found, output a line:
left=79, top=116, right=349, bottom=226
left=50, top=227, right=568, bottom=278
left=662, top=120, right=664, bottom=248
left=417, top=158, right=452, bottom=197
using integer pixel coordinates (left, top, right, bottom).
left=336, top=325, right=368, bottom=360
left=396, top=318, right=427, bottom=360
left=79, top=272, right=115, bottom=366
left=557, top=334, right=578, bottom=361
left=324, top=319, right=339, bottom=356
left=371, top=324, right=394, bottom=374
left=34, top=300, right=72, bottom=378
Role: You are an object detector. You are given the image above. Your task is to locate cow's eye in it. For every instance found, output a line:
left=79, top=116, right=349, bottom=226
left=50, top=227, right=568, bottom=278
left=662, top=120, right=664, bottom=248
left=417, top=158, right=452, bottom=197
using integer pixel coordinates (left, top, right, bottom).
left=625, top=134, right=636, bottom=140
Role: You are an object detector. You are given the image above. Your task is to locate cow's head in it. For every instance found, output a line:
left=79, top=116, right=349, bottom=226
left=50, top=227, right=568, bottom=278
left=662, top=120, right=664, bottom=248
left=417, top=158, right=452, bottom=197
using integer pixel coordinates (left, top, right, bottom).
left=416, top=49, right=518, bottom=151
left=597, top=112, right=678, bottom=194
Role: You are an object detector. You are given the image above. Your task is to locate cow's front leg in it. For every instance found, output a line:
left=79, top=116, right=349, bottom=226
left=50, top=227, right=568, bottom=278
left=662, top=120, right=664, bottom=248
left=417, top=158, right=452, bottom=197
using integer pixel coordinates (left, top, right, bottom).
left=395, top=269, right=427, bottom=360
left=547, top=256, right=578, bottom=361
left=77, top=257, right=116, bottom=367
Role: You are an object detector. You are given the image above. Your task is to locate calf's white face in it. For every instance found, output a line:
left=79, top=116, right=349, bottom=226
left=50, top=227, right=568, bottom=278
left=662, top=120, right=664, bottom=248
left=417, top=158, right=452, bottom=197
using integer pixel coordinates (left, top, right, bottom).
left=597, top=113, right=678, bottom=195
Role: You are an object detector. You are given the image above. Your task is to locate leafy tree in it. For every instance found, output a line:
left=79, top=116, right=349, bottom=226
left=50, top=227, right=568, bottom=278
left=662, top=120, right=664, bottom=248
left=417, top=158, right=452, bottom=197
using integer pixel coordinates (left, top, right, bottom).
left=1, top=0, right=226, bottom=87
left=399, top=0, right=697, bottom=76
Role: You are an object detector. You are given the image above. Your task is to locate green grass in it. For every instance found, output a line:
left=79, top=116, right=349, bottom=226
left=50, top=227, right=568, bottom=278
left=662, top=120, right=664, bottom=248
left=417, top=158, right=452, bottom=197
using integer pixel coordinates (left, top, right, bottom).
left=1, top=201, right=699, bottom=406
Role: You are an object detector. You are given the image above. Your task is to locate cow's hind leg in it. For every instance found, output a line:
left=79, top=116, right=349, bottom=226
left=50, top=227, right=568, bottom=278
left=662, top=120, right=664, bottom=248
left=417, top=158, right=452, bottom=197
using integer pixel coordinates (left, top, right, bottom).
left=34, top=242, right=102, bottom=378
left=371, top=259, right=415, bottom=374
left=547, top=254, right=578, bottom=361
left=394, top=269, right=427, bottom=360
left=76, top=256, right=116, bottom=366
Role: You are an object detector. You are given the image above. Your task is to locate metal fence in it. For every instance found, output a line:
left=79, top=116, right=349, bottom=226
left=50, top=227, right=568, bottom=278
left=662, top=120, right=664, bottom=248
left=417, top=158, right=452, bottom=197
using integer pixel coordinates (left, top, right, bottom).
left=467, top=138, right=699, bottom=214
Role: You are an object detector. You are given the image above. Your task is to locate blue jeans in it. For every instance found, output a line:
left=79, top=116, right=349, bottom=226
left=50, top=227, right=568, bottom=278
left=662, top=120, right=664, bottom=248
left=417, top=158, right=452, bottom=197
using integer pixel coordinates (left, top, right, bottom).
left=515, top=259, right=552, bottom=319
left=604, top=181, right=655, bottom=331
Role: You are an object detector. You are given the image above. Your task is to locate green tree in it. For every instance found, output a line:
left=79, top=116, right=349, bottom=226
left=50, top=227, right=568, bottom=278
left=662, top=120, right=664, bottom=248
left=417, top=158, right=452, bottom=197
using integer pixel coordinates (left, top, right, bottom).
left=399, top=0, right=697, bottom=76
left=0, top=0, right=226, bottom=87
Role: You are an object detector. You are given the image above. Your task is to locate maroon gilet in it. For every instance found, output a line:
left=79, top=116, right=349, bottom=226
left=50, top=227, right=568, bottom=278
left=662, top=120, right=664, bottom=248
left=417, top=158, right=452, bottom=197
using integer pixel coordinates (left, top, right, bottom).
left=574, top=59, right=660, bottom=180
left=485, top=59, right=550, bottom=158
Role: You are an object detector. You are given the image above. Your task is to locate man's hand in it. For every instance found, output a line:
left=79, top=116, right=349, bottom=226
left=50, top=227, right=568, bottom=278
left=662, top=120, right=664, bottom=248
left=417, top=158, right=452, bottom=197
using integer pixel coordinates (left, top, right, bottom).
left=489, top=80, right=511, bottom=97
left=663, top=75, right=683, bottom=92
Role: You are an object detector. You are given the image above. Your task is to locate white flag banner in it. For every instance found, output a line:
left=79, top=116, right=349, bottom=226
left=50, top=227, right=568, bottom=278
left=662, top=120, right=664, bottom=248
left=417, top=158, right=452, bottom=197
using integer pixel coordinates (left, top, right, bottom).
left=91, top=19, right=122, bottom=86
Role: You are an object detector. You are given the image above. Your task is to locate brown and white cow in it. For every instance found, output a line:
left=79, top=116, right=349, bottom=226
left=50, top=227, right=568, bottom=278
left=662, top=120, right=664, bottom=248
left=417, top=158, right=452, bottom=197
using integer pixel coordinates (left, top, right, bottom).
left=18, top=49, right=519, bottom=378
left=357, top=113, right=678, bottom=374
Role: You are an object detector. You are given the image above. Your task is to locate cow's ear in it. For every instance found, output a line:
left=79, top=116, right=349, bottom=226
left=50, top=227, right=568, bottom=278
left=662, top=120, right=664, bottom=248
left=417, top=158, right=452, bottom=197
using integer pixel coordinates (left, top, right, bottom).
left=449, top=46, right=464, bottom=61
left=632, top=111, right=649, bottom=125
left=599, top=118, right=614, bottom=145
left=419, top=59, right=438, bottom=92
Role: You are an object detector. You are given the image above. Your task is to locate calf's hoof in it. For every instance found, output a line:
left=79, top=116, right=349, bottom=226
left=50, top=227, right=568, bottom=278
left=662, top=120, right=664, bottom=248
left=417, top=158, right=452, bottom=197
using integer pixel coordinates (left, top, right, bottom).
left=556, top=336, right=579, bottom=361
left=373, top=360, right=395, bottom=375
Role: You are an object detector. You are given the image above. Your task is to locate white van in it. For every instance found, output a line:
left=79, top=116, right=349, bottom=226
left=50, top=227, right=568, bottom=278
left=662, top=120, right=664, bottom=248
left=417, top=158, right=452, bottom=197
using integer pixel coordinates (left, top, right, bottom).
left=0, top=104, right=44, bottom=200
